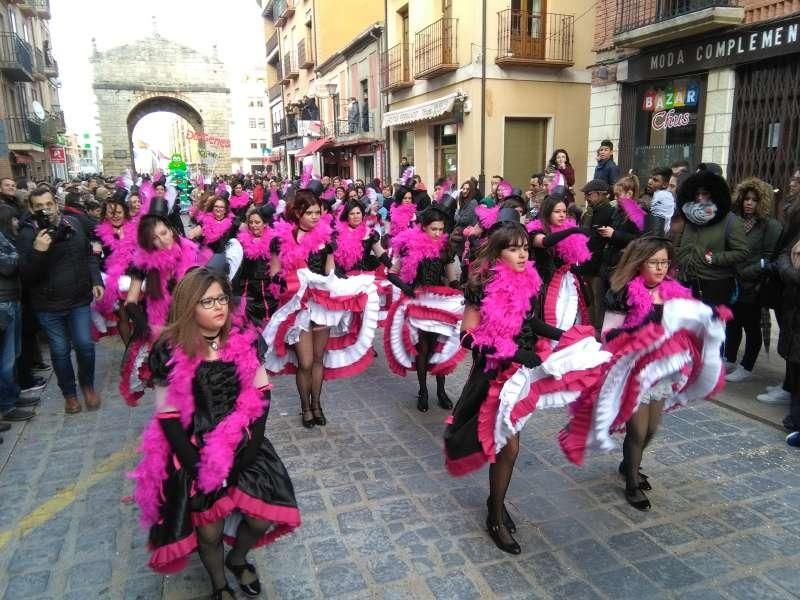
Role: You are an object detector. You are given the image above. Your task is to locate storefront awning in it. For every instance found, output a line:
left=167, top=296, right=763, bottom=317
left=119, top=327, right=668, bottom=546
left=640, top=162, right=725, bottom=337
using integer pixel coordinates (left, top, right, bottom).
left=382, top=92, right=462, bottom=129
left=295, top=136, right=332, bottom=158
left=10, top=151, right=33, bottom=164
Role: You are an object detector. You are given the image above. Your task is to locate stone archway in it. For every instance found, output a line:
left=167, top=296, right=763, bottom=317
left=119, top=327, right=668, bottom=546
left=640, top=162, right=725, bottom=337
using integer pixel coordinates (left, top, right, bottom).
left=91, top=33, right=231, bottom=176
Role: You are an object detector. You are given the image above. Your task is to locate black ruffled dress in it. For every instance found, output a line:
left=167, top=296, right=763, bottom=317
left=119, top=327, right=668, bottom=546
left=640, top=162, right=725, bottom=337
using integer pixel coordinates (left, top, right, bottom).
left=443, top=285, right=561, bottom=475
left=144, top=341, right=300, bottom=574
left=233, top=254, right=276, bottom=325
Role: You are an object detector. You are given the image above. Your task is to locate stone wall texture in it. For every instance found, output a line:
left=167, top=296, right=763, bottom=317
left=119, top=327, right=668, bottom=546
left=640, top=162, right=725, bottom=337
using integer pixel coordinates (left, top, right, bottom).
left=91, top=34, right=231, bottom=176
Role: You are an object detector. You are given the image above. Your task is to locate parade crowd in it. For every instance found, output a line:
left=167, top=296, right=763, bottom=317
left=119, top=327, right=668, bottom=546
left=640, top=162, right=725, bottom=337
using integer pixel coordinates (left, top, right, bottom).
left=1, top=140, right=799, bottom=599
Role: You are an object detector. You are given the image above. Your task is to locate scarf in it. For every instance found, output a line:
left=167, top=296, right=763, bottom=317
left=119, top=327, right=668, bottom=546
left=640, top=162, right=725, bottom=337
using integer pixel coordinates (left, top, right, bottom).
left=273, top=218, right=333, bottom=273
left=618, top=196, right=646, bottom=232
left=131, top=239, right=208, bottom=328
left=391, top=226, right=448, bottom=284
left=237, top=226, right=273, bottom=260
left=471, top=261, right=542, bottom=371
left=742, top=216, right=757, bottom=234
left=334, top=222, right=367, bottom=272
left=624, top=275, right=693, bottom=328
left=229, top=191, right=250, bottom=210
left=390, top=202, right=416, bottom=232
left=198, top=211, right=234, bottom=245
left=129, top=327, right=267, bottom=527
left=682, top=201, right=717, bottom=226
left=526, top=217, right=591, bottom=265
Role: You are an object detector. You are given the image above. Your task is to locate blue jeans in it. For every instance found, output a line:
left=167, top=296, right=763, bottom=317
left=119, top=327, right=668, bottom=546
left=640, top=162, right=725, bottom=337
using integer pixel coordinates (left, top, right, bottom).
left=37, top=304, right=95, bottom=398
left=0, top=300, right=21, bottom=413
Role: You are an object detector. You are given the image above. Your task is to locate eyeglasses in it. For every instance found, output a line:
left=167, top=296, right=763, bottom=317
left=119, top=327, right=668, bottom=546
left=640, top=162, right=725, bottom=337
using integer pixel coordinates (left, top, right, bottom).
left=645, top=259, right=671, bottom=269
left=197, top=294, right=229, bottom=309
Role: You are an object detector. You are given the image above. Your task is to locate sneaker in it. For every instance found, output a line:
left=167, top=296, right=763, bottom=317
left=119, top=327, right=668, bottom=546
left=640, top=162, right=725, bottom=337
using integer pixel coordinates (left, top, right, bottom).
left=15, top=396, right=40, bottom=408
left=788, top=431, right=800, bottom=447
left=757, top=389, right=791, bottom=405
left=766, top=385, right=784, bottom=393
left=724, top=360, right=737, bottom=374
left=31, top=361, right=51, bottom=372
left=726, top=366, right=754, bottom=383
left=2, top=408, right=34, bottom=422
left=21, top=377, right=47, bottom=394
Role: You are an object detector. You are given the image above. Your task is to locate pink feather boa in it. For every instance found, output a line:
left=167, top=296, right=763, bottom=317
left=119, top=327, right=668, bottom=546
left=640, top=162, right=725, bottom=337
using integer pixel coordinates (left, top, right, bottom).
left=229, top=191, right=251, bottom=210
left=237, top=227, right=273, bottom=260
left=623, top=275, right=692, bottom=328
left=94, top=219, right=137, bottom=316
left=334, top=222, right=367, bottom=272
left=526, top=217, right=591, bottom=265
left=618, top=196, right=646, bottom=232
left=471, top=261, right=542, bottom=371
left=129, top=327, right=268, bottom=527
left=391, top=226, right=449, bottom=284
left=138, top=179, right=155, bottom=216
left=131, top=239, right=209, bottom=328
left=390, top=203, right=416, bottom=232
left=273, top=218, right=333, bottom=273
left=198, top=211, right=234, bottom=245
left=268, top=189, right=280, bottom=206
left=475, top=204, right=500, bottom=230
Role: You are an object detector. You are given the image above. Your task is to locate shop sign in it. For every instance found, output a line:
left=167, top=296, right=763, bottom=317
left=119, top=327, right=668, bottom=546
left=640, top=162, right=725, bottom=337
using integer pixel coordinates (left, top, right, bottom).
left=641, top=81, right=700, bottom=111
left=185, top=131, right=231, bottom=148
left=651, top=108, right=694, bottom=131
left=627, top=15, right=800, bottom=81
left=48, top=146, right=66, bottom=163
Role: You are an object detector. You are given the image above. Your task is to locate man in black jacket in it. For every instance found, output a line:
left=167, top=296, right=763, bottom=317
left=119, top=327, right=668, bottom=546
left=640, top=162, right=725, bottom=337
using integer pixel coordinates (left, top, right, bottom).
left=579, top=179, right=615, bottom=331
left=17, top=188, right=104, bottom=415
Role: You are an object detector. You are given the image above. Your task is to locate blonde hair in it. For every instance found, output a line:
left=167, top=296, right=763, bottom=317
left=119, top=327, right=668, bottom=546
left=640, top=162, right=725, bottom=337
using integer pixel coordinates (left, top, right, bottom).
left=609, top=237, right=674, bottom=292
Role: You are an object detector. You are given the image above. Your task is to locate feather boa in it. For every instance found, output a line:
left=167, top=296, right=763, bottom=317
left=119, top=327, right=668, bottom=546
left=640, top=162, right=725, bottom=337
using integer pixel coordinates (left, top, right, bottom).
left=390, top=203, right=416, bottom=232
left=273, top=219, right=333, bottom=273
left=198, top=211, right=234, bottom=245
left=94, top=220, right=137, bottom=316
left=333, top=222, right=367, bottom=272
left=229, top=191, right=251, bottom=210
left=138, top=179, right=155, bottom=216
left=471, top=261, right=542, bottom=371
left=526, top=217, right=591, bottom=265
left=268, top=189, right=280, bottom=206
left=624, top=275, right=692, bottom=328
left=618, top=196, right=646, bottom=232
left=128, top=327, right=267, bottom=527
left=131, top=239, right=208, bottom=328
left=391, top=226, right=448, bottom=284
left=475, top=204, right=500, bottom=230
left=237, top=227, right=273, bottom=260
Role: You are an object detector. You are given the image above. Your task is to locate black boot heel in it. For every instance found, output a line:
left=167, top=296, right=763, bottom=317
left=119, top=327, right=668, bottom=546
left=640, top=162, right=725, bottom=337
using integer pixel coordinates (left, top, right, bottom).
left=487, top=497, right=516, bottom=533
left=417, top=389, right=429, bottom=412
left=625, top=487, right=651, bottom=511
left=225, top=555, right=261, bottom=597
left=212, top=583, right=237, bottom=600
left=486, top=515, right=521, bottom=554
left=437, top=389, right=453, bottom=410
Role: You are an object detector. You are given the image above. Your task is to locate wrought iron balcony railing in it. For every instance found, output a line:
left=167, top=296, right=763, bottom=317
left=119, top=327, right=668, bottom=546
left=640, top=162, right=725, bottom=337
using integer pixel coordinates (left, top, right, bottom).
left=496, top=10, right=574, bottom=67
left=414, top=17, right=458, bottom=79
left=34, top=0, right=51, bottom=18
left=269, top=82, right=283, bottom=102
left=615, top=0, right=740, bottom=35
left=266, top=31, right=279, bottom=57
left=0, top=32, right=33, bottom=82
left=330, top=114, right=376, bottom=139
left=5, top=116, right=43, bottom=147
left=32, top=47, right=45, bottom=79
left=298, top=37, right=314, bottom=69
left=282, top=52, right=298, bottom=81
left=381, top=42, right=413, bottom=91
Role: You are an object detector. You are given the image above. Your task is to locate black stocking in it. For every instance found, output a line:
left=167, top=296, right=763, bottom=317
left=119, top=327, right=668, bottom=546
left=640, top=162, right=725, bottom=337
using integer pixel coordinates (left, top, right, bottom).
left=294, top=331, right=313, bottom=418
left=436, top=374, right=447, bottom=394
left=311, top=327, right=330, bottom=414
left=622, top=404, right=650, bottom=498
left=415, top=331, right=435, bottom=394
left=227, top=515, right=270, bottom=583
left=489, top=435, right=520, bottom=544
left=196, top=519, right=226, bottom=590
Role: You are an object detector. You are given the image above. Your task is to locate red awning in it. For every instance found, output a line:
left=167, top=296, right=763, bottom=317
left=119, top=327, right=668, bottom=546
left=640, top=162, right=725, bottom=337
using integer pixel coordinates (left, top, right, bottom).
left=10, top=151, right=33, bottom=164
left=295, top=136, right=332, bottom=158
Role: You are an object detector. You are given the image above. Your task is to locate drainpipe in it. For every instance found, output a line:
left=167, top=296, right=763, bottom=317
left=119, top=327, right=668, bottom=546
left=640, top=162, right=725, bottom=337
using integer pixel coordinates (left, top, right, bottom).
left=383, top=0, right=391, bottom=185
left=478, top=0, right=487, bottom=197
left=368, top=24, right=382, bottom=183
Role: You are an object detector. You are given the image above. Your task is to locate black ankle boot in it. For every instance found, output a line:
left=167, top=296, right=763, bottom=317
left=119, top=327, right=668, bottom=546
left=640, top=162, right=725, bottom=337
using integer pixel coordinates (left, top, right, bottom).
left=486, top=514, right=521, bottom=554
left=625, top=486, right=651, bottom=511
left=618, top=460, right=651, bottom=490
left=417, top=388, right=429, bottom=412
left=312, top=404, right=326, bottom=426
left=487, top=497, right=516, bottom=533
left=225, top=555, right=261, bottom=597
left=301, top=407, right=315, bottom=429
left=212, top=583, right=236, bottom=600
left=437, top=388, right=453, bottom=410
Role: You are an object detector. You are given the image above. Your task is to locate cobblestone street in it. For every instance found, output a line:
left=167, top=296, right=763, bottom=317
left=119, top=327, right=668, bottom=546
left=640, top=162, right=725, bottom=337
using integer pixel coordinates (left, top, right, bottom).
left=0, top=335, right=798, bottom=600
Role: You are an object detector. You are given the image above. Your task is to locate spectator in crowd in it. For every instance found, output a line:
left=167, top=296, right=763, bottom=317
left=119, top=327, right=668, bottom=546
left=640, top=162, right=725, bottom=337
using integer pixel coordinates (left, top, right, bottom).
left=0, top=178, right=23, bottom=218
left=579, top=179, right=615, bottom=330
left=777, top=238, right=800, bottom=433
left=671, top=160, right=690, bottom=175
left=725, top=177, right=783, bottom=383
left=675, top=171, right=749, bottom=307
left=17, top=188, right=104, bottom=415
left=599, top=174, right=645, bottom=280
left=399, top=156, right=411, bottom=179
left=593, top=140, right=620, bottom=188
left=647, top=167, right=675, bottom=234
left=547, top=149, right=576, bottom=204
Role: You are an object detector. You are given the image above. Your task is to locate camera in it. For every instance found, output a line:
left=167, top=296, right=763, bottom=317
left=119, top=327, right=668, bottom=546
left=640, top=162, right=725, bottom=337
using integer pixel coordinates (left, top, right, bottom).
left=33, top=209, right=55, bottom=234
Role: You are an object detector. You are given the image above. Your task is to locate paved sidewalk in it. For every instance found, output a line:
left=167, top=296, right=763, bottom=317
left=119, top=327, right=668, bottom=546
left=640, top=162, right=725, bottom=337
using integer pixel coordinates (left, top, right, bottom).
left=0, top=335, right=798, bottom=599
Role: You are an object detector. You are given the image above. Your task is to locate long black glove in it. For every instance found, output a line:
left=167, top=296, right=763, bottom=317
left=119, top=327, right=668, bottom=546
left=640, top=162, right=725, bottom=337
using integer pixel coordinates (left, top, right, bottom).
left=125, top=302, right=150, bottom=339
left=380, top=234, right=392, bottom=250
left=160, top=416, right=200, bottom=473
left=460, top=332, right=496, bottom=359
left=541, top=227, right=586, bottom=249
left=378, top=253, right=392, bottom=269
left=271, top=273, right=287, bottom=294
left=512, top=348, right=542, bottom=368
left=387, top=273, right=415, bottom=297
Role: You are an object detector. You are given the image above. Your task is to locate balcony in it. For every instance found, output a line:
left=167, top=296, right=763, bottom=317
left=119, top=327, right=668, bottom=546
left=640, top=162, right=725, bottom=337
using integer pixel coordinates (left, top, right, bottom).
left=329, top=114, right=377, bottom=141
left=34, top=0, right=50, bottom=18
left=0, top=33, right=33, bottom=82
left=274, top=0, right=295, bottom=26
left=496, top=10, right=574, bottom=68
left=5, top=116, right=43, bottom=149
left=615, top=0, right=744, bottom=47
left=298, top=38, right=314, bottom=69
left=269, top=82, right=283, bottom=102
left=282, top=52, right=298, bottom=83
left=17, top=0, right=35, bottom=16
left=32, top=47, right=45, bottom=79
left=50, top=105, right=65, bottom=133
left=381, top=43, right=413, bottom=92
left=414, top=17, right=458, bottom=79
left=266, top=31, right=279, bottom=58
left=271, top=123, right=285, bottom=148
left=43, top=53, right=57, bottom=78
left=283, top=114, right=298, bottom=138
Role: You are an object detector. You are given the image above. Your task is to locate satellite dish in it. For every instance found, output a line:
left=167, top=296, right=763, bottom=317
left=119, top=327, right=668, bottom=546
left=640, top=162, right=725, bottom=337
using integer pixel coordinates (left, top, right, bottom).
left=32, top=101, right=45, bottom=120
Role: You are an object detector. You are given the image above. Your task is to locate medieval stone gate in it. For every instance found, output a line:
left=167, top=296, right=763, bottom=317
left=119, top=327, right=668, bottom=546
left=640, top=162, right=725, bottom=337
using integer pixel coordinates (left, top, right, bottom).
left=91, top=33, right=231, bottom=176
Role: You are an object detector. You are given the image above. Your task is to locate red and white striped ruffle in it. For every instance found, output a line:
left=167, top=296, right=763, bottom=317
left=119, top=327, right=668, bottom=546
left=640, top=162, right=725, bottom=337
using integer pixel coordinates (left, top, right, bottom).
left=383, top=286, right=466, bottom=377
left=262, top=269, right=380, bottom=380
left=543, top=264, right=590, bottom=335
left=559, top=298, right=726, bottom=465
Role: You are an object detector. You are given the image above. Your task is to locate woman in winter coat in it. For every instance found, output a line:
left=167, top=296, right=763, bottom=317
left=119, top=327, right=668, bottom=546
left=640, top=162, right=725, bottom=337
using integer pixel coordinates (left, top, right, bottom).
left=776, top=240, right=800, bottom=434
left=599, top=174, right=646, bottom=280
left=725, top=177, right=783, bottom=383
left=675, top=171, right=750, bottom=306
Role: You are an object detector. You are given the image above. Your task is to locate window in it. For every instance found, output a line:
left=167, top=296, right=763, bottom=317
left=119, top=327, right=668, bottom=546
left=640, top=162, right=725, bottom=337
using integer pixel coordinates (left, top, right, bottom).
left=256, top=100, right=264, bottom=107
left=260, top=142, right=268, bottom=150
left=248, top=118, right=257, bottom=129
left=434, top=124, right=457, bottom=183
left=248, top=99, right=254, bottom=107
left=250, top=141, right=258, bottom=150
left=258, top=118, right=266, bottom=129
